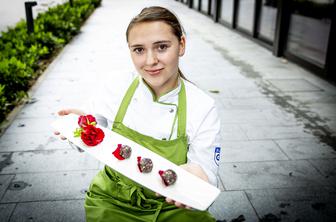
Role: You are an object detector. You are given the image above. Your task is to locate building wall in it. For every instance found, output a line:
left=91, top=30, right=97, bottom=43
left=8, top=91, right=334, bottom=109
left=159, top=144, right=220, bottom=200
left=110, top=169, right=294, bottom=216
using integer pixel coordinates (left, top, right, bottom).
left=177, top=0, right=335, bottom=82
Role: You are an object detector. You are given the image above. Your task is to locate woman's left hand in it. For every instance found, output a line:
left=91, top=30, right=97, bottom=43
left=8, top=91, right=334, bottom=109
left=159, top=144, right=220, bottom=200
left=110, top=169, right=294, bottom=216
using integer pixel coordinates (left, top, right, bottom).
left=158, top=163, right=209, bottom=209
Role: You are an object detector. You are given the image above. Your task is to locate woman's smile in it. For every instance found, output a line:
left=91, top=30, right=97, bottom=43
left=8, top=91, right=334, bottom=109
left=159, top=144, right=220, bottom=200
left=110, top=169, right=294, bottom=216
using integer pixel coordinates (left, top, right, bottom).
left=145, top=68, right=164, bottom=76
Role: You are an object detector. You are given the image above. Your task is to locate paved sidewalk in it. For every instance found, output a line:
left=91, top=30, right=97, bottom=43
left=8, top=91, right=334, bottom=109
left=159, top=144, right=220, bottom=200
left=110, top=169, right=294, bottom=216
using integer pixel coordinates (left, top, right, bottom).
left=1, top=0, right=336, bottom=221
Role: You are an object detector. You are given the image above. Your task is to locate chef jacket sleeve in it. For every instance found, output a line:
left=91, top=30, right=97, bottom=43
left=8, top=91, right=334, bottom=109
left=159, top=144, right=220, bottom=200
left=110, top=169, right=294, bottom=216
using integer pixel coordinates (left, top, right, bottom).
left=187, top=102, right=222, bottom=187
left=84, top=72, right=136, bottom=128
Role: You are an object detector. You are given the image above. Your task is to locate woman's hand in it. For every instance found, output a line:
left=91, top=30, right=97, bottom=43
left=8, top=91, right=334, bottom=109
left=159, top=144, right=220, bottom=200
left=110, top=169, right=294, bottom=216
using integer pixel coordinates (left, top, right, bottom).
left=54, top=108, right=85, bottom=140
left=158, top=163, right=209, bottom=209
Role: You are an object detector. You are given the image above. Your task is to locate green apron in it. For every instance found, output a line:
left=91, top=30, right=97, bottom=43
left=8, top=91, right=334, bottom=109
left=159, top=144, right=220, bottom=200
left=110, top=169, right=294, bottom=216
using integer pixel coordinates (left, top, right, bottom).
left=84, top=77, right=216, bottom=222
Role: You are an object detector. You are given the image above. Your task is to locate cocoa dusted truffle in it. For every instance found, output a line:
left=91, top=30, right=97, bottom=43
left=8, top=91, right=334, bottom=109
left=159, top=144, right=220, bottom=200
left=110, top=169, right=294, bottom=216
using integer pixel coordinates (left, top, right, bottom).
left=137, top=156, right=153, bottom=173
left=112, top=144, right=132, bottom=160
left=159, top=169, right=177, bottom=186
left=120, top=145, right=132, bottom=159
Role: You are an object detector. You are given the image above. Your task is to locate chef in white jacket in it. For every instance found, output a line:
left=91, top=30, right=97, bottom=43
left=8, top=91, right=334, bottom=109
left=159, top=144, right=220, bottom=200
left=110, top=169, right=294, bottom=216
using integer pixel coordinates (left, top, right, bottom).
left=56, top=6, right=222, bottom=221
left=88, top=71, right=222, bottom=187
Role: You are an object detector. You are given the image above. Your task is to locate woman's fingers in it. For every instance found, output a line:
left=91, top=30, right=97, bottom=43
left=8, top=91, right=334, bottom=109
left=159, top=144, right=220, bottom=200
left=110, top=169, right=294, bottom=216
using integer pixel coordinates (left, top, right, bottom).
left=165, top=198, right=191, bottom=209
left=55, top=109, right=85, bottom=140
left=165, top=197, right=174, bottom=204
left=174, top=201, right=184, bottom=208
left=54, top=131, right=67, bottom=140
left=57, top=110, right=68, bottom=116
left=58, top=108, right=85, bottom=116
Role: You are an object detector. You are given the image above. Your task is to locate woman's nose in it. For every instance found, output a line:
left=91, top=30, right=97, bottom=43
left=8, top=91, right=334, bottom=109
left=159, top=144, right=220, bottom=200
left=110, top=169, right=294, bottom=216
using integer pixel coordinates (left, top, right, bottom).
left=145, top=51, right=158, bottom=65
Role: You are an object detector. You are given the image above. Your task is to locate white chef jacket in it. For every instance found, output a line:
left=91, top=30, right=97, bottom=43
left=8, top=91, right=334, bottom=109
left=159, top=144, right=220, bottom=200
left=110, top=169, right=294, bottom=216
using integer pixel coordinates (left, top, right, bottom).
left=87, top=72, right=221, bottom=186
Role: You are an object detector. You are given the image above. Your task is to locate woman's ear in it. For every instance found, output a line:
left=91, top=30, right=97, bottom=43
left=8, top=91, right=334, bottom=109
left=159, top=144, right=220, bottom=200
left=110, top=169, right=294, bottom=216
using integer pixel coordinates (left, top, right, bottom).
left=179, top=35, right=186, bottom=57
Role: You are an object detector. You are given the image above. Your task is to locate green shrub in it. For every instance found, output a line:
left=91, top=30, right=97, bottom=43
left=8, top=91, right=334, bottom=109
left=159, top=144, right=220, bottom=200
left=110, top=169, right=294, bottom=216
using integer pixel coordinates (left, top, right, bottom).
left=0, top=84, right=8, bottom=121
left=0, top=0, right=101, bottom=123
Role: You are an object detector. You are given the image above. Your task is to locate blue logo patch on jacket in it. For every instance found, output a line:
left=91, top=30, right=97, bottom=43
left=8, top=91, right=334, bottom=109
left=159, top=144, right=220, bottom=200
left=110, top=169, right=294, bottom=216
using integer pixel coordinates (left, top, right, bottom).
left=214, top=147, right=221, bottom=166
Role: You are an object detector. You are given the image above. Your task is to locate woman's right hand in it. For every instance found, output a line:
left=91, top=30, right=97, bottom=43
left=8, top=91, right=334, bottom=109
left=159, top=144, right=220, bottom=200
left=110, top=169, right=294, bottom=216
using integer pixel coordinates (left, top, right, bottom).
left=54, top=108, right=86, bottom=140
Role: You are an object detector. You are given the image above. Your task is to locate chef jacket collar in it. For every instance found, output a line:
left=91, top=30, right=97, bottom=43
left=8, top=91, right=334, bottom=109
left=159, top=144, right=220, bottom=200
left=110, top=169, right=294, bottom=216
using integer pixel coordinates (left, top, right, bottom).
left=138, top=76, right=181, bottom=103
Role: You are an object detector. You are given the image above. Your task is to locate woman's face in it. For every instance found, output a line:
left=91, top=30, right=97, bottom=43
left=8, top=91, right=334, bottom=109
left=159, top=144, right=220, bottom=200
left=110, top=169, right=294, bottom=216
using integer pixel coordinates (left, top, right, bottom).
left=128, top=21, right=185, bottom=96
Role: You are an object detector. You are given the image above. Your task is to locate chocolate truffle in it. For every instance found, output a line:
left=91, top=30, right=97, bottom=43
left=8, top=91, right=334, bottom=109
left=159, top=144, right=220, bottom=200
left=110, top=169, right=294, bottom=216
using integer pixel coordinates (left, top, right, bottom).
left=120, top=145, right=132, bottom=159
left=113, top=144, right=132, bottom=160
left=137, top=156, right=153, bottom=173
left=159, top=169, right=177, bottom=186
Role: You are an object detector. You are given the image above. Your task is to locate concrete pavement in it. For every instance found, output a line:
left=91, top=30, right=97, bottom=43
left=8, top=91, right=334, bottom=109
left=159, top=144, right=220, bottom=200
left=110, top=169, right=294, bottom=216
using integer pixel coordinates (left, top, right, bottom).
left=1, top=0, right=336, bottom=221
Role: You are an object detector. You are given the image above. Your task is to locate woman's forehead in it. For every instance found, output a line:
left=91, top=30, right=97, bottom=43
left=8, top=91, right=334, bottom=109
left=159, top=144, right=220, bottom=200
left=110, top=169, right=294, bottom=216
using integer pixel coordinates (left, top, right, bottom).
left=128, top=21, right=176, bottom=45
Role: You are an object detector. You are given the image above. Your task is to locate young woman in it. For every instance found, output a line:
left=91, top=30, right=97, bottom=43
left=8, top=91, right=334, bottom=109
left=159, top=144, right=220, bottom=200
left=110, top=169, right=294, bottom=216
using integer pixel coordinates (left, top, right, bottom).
left=56, top=6, right=221, bottom=222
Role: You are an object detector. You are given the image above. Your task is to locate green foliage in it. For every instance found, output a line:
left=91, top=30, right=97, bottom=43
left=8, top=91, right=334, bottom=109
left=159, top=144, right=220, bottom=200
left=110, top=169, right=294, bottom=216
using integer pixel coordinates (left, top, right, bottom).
left=0, top=0, right=101, bottom=123
left=0, top=84, right=8, bottom=121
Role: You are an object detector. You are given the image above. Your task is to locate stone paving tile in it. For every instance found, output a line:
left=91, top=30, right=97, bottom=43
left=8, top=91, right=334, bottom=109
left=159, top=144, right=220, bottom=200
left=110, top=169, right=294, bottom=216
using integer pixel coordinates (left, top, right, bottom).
left=327, top=119, right=336, bottom=134
left=15, top=97, right=87, bottom=119
left=219, top=160, right=329, bottom=190
left=261, top=67, right=303, bottom=80
left=220, top=124, right=249, bottom=141
left=229, top=88, right=267, bottom=98
left=240, top=124, right=315, bottom=140
left=219, top=109, right=268, bottom=124
left=261, top=109, right=298, bottom=125
left=220, top=98, right=278, bottom=110
left=267, top=79, right=323, bottom=92
left=33, top=88, right=91, bottom=99
left=10, top=199, right=85, bottom=222
left=1, top=170, right=98, bottom=203
left=305, top=103, right=336, bottom=119
left=284, top=91, right=336, bottom=104
left=0, top=149, right=99, bottom=174
left=275, top=138, right=336, bottom=160
left=193, top=76, right=257, bottom=91
left=245, top=186, right=336, bottom=222
left=0, top=175, right=14, bottom=200
left=309, top=159, right=336, bottom=186
left=0, top=132, right=68, bottom=152
left=4, top=117, right=57, bottom=134
left=32, top=82, right=92, bottom=98
left=219, top=108, right=300, bottom=126
left=209, top=191, right=258, bottom=221
left=0, top=203, right=16, bottom=222
left=217, top=176, right=225, bottom=192
left=221, top=140, right=288, bottom=162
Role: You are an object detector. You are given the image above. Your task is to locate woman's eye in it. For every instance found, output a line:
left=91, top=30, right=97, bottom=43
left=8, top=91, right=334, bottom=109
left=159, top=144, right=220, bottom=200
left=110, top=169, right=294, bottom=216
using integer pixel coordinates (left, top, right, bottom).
left=157, top=44, right=168, bottom=52
left=133, top=48, right=144, bottom=54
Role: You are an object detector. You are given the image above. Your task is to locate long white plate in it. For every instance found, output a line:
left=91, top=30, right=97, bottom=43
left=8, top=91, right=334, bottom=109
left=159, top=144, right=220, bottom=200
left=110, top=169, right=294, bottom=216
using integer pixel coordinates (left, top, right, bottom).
left=51, top=114, right=220, bottom=211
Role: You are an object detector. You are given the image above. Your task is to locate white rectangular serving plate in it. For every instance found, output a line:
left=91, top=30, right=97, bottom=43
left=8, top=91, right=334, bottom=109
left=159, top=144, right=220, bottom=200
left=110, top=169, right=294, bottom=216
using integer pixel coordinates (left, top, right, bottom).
left=51, top=114, right=220, bottom=211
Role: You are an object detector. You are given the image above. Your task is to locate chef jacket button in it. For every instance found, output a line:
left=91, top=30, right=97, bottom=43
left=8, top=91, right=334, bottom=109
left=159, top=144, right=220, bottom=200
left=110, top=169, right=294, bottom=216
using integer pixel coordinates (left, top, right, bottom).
left=169, top=108, right=174, bottom=113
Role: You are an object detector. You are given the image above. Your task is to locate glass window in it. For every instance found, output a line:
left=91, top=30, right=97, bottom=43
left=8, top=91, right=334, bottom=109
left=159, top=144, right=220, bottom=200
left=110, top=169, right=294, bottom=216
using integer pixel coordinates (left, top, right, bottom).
left=201, top=0, right=209, bottom=14
left=219, top=0, right=234, bottom=24
left=210, top=0, right=215, bottom=16
left=236, top=0, right=255, bottom=33
left=286, top=0, right=333, bottom=66
left=193, top=0, right=199, bottom=10
left=258, top=0, right=278, bottom=42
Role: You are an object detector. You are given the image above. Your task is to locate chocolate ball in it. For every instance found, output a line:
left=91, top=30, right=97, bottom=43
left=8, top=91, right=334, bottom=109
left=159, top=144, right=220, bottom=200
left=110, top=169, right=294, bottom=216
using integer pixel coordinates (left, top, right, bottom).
left=159, top=169, right=177, bottom=186
left=137, top=157, right=153, bottom=173
left=120, top=145, right=132, bottom=159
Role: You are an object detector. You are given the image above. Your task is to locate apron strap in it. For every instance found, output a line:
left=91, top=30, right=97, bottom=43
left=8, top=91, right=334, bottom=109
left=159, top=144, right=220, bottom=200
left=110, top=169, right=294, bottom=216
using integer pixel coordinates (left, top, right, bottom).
left=113, top=76, right=187, bottom=138
left=177, top=80, right=186, bottom=138
left=113, top=77, right=139, bottom=125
